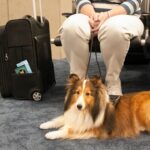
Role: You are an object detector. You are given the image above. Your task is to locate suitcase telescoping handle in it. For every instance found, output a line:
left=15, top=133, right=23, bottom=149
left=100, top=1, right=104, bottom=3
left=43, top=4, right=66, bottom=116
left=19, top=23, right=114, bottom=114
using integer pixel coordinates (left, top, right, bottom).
left=32, top=0, right=43, bottom=23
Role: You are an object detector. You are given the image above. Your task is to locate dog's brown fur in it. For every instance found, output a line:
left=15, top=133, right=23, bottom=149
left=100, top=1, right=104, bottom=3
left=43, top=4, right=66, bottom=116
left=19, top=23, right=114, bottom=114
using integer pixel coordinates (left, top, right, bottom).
left=102, top=91, right=150, bottom=139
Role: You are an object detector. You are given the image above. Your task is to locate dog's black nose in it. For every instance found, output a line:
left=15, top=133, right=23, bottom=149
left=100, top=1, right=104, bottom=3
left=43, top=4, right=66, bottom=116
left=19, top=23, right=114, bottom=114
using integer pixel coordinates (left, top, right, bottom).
left=77, top=104, right=82, bottom=110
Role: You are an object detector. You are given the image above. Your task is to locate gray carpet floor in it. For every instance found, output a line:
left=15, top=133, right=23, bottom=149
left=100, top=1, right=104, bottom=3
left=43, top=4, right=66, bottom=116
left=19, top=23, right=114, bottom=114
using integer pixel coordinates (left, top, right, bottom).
left=0, top=54, right=150, bottom=150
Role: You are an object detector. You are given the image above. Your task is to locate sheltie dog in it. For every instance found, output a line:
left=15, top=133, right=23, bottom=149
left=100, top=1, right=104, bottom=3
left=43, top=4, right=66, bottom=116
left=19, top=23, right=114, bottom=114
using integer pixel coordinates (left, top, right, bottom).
left=40, top=74, right=150, bottom=140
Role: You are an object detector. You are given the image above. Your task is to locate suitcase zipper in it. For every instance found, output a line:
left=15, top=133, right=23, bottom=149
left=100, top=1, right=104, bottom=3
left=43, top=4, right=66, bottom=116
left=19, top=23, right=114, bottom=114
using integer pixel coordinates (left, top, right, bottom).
left=5, top=53, right=8, bottom=61
left=1, top=52, right=10, bottom=97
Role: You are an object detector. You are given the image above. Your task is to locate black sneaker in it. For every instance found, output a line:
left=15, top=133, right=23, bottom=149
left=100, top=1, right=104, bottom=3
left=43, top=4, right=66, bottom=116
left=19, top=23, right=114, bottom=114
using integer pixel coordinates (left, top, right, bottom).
left=109, top=95, right=121, bottom=106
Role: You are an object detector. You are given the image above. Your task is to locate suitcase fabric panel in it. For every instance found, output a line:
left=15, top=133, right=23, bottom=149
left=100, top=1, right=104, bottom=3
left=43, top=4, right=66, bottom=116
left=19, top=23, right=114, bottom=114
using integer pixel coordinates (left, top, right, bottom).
left=0, top=16, right=56, bottom=100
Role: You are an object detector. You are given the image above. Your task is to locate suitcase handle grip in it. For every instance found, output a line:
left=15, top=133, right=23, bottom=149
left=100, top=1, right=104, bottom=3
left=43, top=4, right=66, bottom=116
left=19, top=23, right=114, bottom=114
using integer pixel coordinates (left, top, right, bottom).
left=32, top=0, right=43, bottom=23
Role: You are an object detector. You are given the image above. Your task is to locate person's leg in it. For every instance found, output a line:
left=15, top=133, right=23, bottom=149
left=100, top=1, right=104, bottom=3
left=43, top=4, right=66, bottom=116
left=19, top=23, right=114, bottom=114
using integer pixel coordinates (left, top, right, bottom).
left=60, top=14, right=91, bottom=79
left=98, top=15, right=144, bottom=96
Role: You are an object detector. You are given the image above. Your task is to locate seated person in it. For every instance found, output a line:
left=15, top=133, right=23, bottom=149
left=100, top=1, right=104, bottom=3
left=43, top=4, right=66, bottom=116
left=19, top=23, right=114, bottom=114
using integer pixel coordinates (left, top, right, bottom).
left=59, top=0, right=144, bottom=105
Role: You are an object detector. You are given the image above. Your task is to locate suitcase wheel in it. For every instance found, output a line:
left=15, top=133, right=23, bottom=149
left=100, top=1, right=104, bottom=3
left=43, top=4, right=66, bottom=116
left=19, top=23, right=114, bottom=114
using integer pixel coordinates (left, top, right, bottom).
left=32, top=91, right=42, bottom=101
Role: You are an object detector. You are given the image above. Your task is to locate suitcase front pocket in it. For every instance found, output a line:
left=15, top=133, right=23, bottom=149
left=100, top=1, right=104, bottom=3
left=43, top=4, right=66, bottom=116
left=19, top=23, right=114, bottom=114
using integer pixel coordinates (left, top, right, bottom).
left=11, top=72, right=43, bottom=101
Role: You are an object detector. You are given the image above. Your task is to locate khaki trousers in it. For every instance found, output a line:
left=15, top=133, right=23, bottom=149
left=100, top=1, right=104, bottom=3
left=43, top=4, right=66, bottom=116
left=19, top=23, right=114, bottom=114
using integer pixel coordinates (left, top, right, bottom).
left=59, top=14, right=144, bottom=95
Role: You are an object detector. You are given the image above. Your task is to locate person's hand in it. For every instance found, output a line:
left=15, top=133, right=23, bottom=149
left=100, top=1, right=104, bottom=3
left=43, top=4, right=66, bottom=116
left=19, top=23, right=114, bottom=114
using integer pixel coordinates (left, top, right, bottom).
left=89, top=13, right=100, bottom=36
left=89, top=12, right=109, bottom=36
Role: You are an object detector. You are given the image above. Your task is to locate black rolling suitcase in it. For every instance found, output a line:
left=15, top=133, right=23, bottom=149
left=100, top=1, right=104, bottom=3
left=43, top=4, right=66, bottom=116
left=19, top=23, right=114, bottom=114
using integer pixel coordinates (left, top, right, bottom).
left=0, top=0, right=55, bottom=101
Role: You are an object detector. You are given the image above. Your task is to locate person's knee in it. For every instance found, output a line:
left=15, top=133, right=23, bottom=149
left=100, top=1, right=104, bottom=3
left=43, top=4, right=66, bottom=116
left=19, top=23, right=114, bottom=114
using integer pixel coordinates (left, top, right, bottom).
left=61, top=14, right=91, bottom=40
left=98, top=20, right=132, bottom=41
left=62, top=15, right=79, bottom=33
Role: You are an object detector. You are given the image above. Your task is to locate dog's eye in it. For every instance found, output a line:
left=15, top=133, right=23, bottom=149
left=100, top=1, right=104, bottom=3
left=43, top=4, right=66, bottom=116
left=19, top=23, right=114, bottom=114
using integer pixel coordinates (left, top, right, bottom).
left=72, top=90, right=79, bottom=95
left=75, top=90, right=80, bottom=95
left=85, top=92, right=91, bottom=96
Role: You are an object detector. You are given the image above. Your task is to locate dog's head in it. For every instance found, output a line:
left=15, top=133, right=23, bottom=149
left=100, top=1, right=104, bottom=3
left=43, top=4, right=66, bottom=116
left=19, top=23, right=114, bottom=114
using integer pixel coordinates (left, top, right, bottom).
left=64, top=74, right=110, bottom=124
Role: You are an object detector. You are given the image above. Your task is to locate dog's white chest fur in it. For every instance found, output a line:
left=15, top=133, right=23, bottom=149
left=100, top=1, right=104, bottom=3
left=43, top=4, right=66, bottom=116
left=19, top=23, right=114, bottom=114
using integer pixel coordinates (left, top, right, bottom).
left=64, top=105, right=94, bottom=133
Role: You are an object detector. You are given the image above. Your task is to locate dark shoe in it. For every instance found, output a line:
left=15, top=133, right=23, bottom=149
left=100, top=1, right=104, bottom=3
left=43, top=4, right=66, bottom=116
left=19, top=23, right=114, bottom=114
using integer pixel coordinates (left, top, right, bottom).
left=109, top=95, right=121, bottom=106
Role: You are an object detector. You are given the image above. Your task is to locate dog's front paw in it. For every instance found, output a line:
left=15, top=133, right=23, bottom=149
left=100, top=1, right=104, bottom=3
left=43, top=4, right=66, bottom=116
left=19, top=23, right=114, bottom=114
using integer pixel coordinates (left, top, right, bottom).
left=45, top=131, right=61, bottom=140
left=40, top=122, right=52, bottom=130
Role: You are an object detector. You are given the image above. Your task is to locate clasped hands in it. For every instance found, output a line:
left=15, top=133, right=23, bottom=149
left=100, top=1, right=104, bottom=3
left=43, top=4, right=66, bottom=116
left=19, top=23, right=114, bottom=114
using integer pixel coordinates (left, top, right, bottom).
left=89, top=12, right=109, bottom=36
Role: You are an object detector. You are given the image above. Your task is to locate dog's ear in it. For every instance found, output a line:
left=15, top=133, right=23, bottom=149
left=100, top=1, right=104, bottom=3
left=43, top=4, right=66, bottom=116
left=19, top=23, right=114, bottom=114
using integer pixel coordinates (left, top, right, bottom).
left=90, top=75, right=102, bottom=88
left=67, top=73, right=80, bottom=85
left=64, top=74, right=80, bottom=111
left=102, top=103, right=115, bottom=134
left=65, top=73, right=80, bottom=92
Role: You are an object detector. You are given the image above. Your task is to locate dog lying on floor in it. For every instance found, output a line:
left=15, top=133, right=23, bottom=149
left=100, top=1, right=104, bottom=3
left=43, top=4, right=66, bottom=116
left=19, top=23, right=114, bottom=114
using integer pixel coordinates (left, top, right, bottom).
left=40, top=74, right=150, bottom=140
